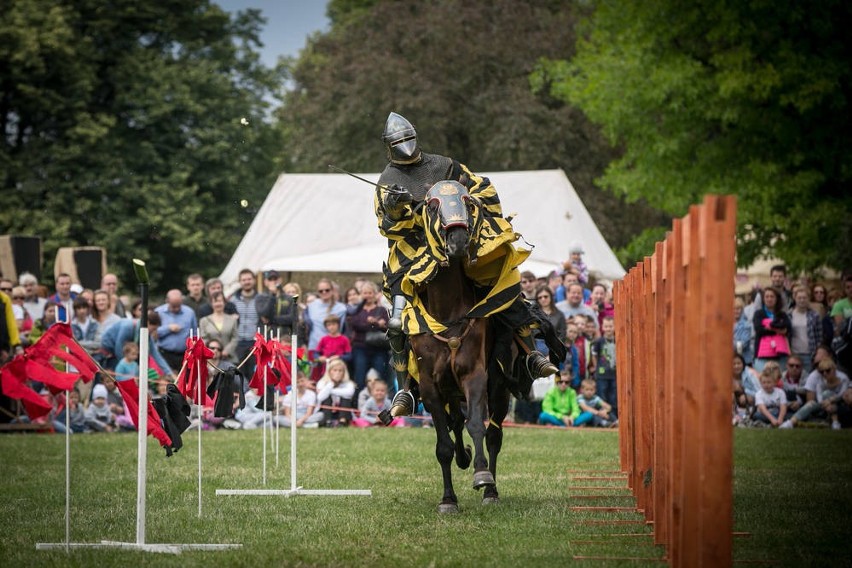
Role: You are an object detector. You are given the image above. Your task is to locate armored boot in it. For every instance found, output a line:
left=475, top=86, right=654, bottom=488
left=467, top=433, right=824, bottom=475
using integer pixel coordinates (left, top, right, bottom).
left=379, top=295, right=419, bottom=425
left=517, top=326, right=559, bottom=379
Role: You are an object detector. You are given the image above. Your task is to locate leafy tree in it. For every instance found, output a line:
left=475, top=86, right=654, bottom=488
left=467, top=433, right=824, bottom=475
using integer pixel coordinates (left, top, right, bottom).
left=532, top=0, right=852, bottom=273
left=278, top=0, right=666, bottom=253
left=0, top=0, right=283, bottom=292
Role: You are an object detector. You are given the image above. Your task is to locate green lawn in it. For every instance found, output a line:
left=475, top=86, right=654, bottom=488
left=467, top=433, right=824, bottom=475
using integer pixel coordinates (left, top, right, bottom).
left=0, top=426, right=849, bottom=567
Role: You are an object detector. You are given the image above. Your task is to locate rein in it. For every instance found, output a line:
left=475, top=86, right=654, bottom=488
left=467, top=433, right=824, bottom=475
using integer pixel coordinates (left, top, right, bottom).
left=431, top=318, right=476, bottom=385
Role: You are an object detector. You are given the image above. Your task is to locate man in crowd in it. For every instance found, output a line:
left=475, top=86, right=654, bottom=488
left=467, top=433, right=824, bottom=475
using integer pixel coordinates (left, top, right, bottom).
left=770, top=264, right=793, bottom=309
left=230, top=269, right=265, bottom=378
left=154, top=289, right=198, bottom=371
left=198, top=277, right=237, bottom=318
left=520, top=271, right=538, bottom=301
left=100, top=273, right=126, bottom=317
left=100, top=310, right=173, bottom=377
left=18, top=272, right=46, bottom=321
left=556, top=283, right=597, bottom=321
left=182, top=273, right=208, bottom=317
left=48, top=273, right=77, bottom=322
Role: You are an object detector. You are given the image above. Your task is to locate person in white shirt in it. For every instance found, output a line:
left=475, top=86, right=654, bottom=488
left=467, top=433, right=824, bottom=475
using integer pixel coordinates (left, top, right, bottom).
left=753, top=368, right=788, bottom=427
left=781, top=357, right=848, bottom=430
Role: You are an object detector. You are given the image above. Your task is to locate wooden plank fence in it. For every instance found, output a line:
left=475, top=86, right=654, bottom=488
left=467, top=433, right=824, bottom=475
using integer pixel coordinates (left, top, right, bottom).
left=613, top=195, right=737, bottom=567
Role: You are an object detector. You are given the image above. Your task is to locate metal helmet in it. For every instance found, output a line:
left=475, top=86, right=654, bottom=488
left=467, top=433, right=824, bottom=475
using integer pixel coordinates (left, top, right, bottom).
left=382, top=112, right=420, bottom=164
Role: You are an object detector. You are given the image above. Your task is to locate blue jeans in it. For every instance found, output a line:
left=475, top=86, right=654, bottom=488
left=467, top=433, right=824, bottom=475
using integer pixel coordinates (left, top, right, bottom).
left=352, top=346, right=391, bottom=392
left=596, top=378, right=618, bottom=419
left=538, top=411, right=594, bottom=427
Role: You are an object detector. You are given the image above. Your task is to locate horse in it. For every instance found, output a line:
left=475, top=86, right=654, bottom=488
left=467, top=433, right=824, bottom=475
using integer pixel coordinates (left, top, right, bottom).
left=408, top=180, right=516, bottom=513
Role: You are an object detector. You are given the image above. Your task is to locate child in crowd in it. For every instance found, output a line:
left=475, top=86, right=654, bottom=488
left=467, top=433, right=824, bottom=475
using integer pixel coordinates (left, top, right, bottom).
left=753, top=368, right=789, bottom=427
left=114, top=341, right=139, bottom=381
left=576, top=379, right=616, bottom=427
left=315, top=357, right=356, bottom=427
left=562, top=320, right=581, bottom=387
left=538, top=368, right=581, bottom=427
left=314, top=314, right=352, bottom=379
left=59, top=389, right=89, bottom=433
left=572, top=315, right=595, bottom=384
left=85, top=384, right=115, bottom=432
left=357, top=368, right=381, bottom=412
left=562, top=241, right=589, bottom=286
left=352, top=379, right=403, bottom=427
left=276, top=372, right=322, bottom=428
left=592, top=316, right=617, bottom=418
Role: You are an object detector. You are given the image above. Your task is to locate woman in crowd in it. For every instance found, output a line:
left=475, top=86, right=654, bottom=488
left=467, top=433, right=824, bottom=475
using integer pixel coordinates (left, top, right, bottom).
left=787, top=286, right=822, bottom=373
left=305, top=278, right=347, bottom=351
left=753, top=287, right=791, bottom=372
left=346, top=281, right=390, bottom=394
left=811, top=283, right=829, bottom=317
left=733, top=352, right=760, bottom=417
left=9, top=286, right=33, bottom=346
left=91, top=289, right=122, bottom=367
left=534, top=285, right=566, bottom=352
left=29, top=301, right=58, bottom=343
left=734, top=297, right=754, bottom=365
left=344, top=286, right=362, bottom=318
left=586, top=283, right=615, bottom=333
left=199, top=292, right=239, bottom=363
left=281, top=281, right=308, bottom=347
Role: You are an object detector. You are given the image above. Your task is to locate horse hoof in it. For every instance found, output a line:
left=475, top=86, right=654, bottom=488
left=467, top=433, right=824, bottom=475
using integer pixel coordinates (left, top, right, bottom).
left=438, top=502, right=460, bottom=514
left=472, top=470, right=495, bottom=490
left=482, top=495, right=500, bottom=505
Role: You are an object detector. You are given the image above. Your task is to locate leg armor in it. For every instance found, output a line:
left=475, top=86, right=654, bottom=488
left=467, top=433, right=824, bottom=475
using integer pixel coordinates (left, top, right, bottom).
left=516, top=325, right=559, bottom=380
left=380, top=295, right=419, bottom=424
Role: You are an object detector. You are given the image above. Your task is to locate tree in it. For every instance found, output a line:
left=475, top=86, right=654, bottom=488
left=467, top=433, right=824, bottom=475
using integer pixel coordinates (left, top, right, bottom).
left=533, top=0, right=852, bottom=273
left=277, top=0, right=666, bottom=253
left=0, top=0, right=283, bottom=292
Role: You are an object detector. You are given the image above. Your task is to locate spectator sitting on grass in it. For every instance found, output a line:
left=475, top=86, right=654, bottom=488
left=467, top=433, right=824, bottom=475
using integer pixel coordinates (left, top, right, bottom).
left=576, top=378, right=615, bottom=427
left=781, top=358, right=849, bottom=430
left=753, top=367, right=789, bottom=427
left=538, top=368, right=581, bottom=427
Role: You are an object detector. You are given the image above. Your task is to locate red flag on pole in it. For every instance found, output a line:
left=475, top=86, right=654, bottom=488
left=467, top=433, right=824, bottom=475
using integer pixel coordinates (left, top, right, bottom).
left=176, top=336, right=214, bottom=405
left=0, top=323, right=98, bottom=419
left=248, top=332, right=278, bottom=390
left=114, top=378, right=172, bottom=449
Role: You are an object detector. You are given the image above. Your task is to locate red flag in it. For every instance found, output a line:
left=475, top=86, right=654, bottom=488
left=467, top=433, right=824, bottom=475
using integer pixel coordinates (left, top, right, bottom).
left=268, top=339, right=298, bottom=393
left=0, top=357, right=52, bottom=419
left=176, top=336, right=213, bottom=405
left=114, top=378, right=172, bottom=449
left=0, top=324, right=99, bottom=419
left=248, top=333, right=278, bottom=390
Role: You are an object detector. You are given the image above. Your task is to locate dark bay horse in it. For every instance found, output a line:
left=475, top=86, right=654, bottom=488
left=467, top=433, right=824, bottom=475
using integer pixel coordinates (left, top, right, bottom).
left=409, top=180, right=515, bottom=513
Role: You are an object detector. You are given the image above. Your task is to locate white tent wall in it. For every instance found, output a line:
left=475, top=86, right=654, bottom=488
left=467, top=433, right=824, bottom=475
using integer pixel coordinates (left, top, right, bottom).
left=219, top=169, right=625, bottom=288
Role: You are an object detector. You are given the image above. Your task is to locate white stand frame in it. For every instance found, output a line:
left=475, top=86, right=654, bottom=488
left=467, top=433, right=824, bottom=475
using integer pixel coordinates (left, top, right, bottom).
left=217, top=332, right=371, bottom=498
left=37, top=263, right=241, bottom=554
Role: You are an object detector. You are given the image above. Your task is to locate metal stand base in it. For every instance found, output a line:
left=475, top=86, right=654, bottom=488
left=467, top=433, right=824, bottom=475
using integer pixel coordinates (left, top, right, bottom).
left=216, top=487, right=371, bottom=497
left=36, top=540, right=241, bottom=554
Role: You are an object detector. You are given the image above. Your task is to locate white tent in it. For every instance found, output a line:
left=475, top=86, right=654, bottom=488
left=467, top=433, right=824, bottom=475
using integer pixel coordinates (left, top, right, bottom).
left=219, top=169, right=625, bottom=287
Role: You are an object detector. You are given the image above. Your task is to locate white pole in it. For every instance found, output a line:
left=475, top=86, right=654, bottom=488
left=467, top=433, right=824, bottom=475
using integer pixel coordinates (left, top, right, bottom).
left=196, top=330, right=203, bottom=518
left=290, top=330, right=298, bottom=491
left=275, top=329, right=280, bottom=468
left=64, top=301, right=72, bottom=553
left=136, top=326, right=149, bottom=545
left=262, top=327, right=267, bottom=487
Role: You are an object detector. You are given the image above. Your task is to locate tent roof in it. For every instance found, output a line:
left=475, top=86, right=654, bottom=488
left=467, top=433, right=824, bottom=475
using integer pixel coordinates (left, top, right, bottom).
left=219, top=169, right=625, bottom=286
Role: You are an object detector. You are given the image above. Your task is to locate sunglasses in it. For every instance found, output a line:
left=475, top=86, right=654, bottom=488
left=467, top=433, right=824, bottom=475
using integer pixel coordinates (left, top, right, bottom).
left=557, top=380, right=571, bottom=385
left=819, top=369, right=833, bottom=375
left=318, top=288, right=331, bottom=293
left=0, top=288, right=11, bottom=293
left=787, top=363, right=801, bottom=368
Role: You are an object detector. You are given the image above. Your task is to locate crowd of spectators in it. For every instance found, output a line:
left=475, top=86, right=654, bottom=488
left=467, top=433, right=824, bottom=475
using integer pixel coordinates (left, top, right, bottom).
left=2, top=255, right=849, bottom=434
left=731, top=265, right=852, bottom=429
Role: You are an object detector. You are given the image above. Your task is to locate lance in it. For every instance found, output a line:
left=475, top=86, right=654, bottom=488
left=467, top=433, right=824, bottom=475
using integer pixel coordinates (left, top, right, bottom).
left=327, top=164, right=408, bottom=195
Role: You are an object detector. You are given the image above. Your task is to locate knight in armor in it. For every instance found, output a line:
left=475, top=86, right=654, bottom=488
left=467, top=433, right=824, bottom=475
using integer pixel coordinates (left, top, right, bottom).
left=375, top=112, right=559, bottom=419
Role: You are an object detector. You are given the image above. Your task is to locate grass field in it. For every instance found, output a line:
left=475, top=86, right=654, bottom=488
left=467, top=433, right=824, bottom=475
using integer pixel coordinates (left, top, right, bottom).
left=0, top=425, right=850, bottom=567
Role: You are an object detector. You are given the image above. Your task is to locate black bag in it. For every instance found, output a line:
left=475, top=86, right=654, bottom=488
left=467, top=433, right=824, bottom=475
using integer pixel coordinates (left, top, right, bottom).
left=365, top=330, right=390, bottom=350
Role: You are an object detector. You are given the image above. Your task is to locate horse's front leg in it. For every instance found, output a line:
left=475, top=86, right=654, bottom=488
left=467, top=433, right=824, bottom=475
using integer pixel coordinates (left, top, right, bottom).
left=464, top=368, right=494, bottom=490
left=483, top=383, right=511, bottom=504
left=421, top=383, right=459, bottom=513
